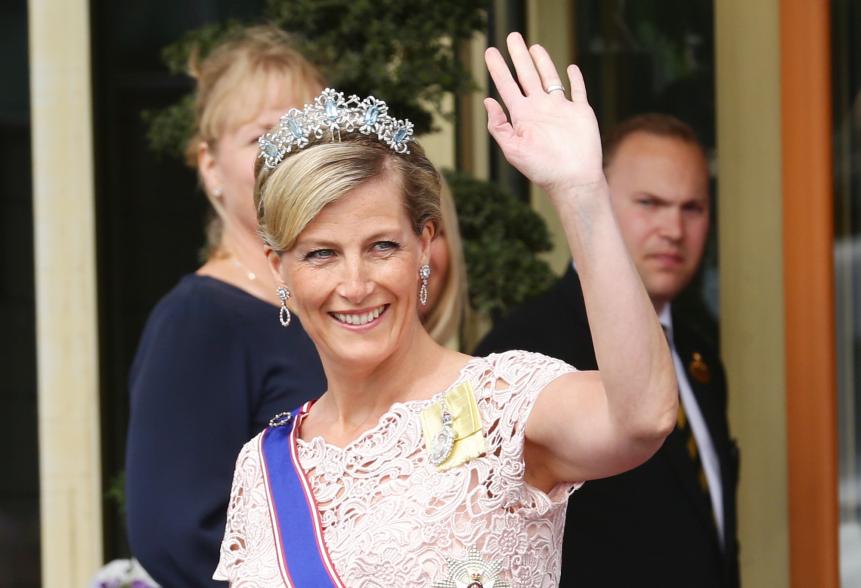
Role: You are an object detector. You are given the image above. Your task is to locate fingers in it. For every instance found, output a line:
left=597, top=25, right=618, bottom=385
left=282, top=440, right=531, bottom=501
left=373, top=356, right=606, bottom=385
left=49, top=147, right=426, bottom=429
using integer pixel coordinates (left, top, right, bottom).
left=486, top=32, right=591, bottom=106
left=528, top=43, right=565, bottom=96
left=506, top=32, right=543, bottom=96
left=567, top=64, right=589, bottom=103
left=485, top=47, right=524, bottom=109
left=483, top=97, right=512, bottom=139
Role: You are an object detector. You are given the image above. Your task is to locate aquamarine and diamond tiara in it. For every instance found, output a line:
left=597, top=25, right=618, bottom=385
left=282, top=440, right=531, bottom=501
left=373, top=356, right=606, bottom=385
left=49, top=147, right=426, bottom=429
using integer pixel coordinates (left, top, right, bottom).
left=257, top=88, right=415, bottom=169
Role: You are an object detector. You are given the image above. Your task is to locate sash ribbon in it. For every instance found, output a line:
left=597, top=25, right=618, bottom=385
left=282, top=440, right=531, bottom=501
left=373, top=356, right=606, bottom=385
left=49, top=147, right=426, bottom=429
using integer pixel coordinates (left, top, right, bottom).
left=259, top=402, right=345, bottom=588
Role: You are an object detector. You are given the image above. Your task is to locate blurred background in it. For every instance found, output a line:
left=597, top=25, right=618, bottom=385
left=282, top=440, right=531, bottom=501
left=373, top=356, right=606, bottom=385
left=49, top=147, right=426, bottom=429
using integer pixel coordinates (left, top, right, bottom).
left=2, top=0, right=858, bottom=586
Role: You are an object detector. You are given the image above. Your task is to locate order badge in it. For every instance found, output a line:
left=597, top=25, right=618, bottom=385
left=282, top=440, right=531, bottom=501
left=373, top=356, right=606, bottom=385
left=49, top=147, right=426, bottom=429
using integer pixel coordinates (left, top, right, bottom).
left=421, top=382, right=486, bottom=471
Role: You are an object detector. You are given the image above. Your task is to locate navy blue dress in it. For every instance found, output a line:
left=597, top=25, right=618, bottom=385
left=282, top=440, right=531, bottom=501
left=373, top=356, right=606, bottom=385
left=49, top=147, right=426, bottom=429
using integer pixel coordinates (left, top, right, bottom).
left=125, top=275, right=326, bottom=587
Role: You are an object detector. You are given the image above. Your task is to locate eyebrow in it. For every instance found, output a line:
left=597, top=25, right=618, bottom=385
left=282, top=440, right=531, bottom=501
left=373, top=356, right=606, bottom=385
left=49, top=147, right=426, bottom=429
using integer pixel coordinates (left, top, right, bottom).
left=294, top=238, right=338, bottom=250
left=634, top=191, right=708, bottom=205
left=295, top=228, right=405, bottom=249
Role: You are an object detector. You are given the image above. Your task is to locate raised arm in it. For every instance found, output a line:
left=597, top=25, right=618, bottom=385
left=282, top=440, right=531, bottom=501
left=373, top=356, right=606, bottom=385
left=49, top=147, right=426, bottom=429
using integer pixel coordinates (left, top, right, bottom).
left=484, top=33, right=677, bottom=484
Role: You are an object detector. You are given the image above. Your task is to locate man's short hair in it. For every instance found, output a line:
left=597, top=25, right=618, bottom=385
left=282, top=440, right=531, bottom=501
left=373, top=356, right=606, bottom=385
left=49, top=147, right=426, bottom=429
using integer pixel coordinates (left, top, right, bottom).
left=602, top=113, right=705, bottom=170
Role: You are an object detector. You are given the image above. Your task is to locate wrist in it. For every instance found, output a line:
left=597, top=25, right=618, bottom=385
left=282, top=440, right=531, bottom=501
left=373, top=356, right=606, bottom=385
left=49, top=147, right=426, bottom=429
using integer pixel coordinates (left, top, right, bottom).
left=548, top=177, right=611, bottom=217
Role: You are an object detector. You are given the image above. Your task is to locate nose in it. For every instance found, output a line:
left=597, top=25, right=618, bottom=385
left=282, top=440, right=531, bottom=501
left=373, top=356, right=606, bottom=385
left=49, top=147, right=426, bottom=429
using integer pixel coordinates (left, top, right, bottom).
left=335, top=257, right=374, bottom=304
left=658, top=207, right=684, bottom=242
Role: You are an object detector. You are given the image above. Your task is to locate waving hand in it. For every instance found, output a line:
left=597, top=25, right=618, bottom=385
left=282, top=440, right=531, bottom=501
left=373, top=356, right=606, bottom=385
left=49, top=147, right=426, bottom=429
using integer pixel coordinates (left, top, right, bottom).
left=484, top=32, right=604, bottom=195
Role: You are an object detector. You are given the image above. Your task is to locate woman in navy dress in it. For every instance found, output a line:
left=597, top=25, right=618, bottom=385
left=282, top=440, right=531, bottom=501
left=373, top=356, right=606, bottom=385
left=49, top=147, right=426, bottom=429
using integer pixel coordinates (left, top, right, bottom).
left=124, top=26, right=328, bottom=587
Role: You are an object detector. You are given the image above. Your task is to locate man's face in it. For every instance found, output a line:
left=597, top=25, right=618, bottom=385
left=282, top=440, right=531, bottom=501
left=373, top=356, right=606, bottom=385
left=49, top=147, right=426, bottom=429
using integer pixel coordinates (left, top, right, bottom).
left=606, top=132, right=710, bottom=311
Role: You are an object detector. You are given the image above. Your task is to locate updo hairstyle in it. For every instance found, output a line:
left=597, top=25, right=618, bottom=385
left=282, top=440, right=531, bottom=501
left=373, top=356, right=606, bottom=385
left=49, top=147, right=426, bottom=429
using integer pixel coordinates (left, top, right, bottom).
left=254, top=133, right=442, bottom=254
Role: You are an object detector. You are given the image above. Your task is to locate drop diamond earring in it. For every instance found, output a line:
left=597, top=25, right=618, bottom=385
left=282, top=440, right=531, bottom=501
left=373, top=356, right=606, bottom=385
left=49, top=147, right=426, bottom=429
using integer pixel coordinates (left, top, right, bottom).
left=277, top=286, right=292, bottom=327
left=419, top=264, right=431, bottom=306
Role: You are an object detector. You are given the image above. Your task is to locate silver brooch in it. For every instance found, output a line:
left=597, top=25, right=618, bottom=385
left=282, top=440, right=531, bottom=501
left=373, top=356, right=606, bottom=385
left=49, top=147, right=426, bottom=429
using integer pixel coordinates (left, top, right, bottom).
left=429, top=404, right=455, bottom=466
left=268, top=412, right=293, bottom=428
left=433, top=546, right=511, bottom=588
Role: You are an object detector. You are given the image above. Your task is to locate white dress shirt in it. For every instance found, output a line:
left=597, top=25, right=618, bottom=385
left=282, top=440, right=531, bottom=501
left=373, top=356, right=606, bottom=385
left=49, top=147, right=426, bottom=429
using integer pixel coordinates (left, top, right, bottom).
left=659, top=304, right=725, bottom=543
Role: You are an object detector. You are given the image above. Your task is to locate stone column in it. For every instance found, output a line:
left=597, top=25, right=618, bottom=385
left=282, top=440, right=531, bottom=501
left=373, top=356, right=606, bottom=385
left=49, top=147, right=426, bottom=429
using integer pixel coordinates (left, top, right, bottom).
left=28, top=0, right=103, bottom=584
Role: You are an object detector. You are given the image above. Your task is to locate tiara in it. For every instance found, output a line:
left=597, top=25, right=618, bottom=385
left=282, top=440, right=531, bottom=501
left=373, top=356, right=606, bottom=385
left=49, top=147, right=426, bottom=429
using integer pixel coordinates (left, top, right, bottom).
left=257, top=88, right=414, bottom=169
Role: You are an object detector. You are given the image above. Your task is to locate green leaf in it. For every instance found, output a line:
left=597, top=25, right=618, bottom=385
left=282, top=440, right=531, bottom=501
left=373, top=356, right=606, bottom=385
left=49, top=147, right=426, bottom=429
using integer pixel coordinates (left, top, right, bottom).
left=444, top=170, right=556, bottom=318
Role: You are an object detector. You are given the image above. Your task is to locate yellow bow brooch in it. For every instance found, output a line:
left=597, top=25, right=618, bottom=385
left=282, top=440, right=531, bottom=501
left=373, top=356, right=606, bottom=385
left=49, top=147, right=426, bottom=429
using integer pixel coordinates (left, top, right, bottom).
left=420, top=382, right=486, bottom=471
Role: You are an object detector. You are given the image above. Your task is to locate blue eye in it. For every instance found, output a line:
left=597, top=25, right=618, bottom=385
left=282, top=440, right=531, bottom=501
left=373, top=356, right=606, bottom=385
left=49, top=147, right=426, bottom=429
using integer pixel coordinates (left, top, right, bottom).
left=304, top=249, right=335, bottom=261
left=373, top=241, right=401, bottom=252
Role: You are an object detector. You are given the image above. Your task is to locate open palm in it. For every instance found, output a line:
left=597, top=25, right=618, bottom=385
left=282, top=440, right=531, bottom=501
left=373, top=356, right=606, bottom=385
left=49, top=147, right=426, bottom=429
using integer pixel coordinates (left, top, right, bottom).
left=484, top=33, right=604, bottom=195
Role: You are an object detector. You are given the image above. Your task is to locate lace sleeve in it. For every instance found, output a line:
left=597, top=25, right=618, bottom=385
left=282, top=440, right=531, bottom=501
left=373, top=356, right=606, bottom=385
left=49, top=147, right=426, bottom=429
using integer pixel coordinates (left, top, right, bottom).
left=213, top=439, right=258, bottom=582
left=482, top=350, right=583, bottom=515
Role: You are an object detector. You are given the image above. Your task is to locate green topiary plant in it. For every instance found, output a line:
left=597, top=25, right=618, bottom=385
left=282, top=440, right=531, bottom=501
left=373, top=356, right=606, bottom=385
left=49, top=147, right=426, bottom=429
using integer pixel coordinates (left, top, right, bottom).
left=144, top=0, right=557, bottom=327
left=443, top=170, right=556, bottom=319
left=144, top=1, right=486, bottom=157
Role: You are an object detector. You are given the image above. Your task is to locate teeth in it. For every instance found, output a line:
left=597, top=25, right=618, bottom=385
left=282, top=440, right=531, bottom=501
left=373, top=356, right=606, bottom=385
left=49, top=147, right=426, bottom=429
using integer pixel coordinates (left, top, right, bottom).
left=333, top=306, right=385, bottom=326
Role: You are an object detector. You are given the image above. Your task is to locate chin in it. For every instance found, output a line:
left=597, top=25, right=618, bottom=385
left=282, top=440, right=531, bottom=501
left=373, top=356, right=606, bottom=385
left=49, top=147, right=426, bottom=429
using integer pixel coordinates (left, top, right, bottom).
left=321, top=338, right=398, bottom=371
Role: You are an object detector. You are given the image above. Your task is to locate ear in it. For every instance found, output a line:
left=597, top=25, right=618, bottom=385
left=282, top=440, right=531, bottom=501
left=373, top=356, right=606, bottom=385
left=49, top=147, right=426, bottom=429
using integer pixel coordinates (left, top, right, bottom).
left=265, top=246, right=285, bottom=285
left=198, top=141, right=221, bottom=198
left=419, top=222, right=435, bottom=266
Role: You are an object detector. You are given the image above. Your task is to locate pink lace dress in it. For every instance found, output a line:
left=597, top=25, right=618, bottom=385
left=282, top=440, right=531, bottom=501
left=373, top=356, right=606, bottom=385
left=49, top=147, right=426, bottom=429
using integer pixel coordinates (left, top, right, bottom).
left=214, top=350, right=581, bottom=587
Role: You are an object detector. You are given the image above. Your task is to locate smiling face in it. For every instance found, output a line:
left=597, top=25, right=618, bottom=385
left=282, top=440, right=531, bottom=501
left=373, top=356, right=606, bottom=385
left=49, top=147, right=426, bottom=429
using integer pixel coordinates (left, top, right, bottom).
left=269, top=170, right=432, bottom=370
left=606, top=131, right=710, bottom=311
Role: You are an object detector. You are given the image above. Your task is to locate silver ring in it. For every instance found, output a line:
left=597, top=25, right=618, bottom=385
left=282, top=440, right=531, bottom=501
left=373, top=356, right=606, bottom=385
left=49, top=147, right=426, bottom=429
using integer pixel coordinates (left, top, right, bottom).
left=546, top=84, right=565, bottom=94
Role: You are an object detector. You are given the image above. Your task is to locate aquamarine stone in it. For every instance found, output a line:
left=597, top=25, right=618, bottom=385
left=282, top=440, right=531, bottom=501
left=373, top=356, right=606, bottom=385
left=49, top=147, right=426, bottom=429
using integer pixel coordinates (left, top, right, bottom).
left=286, top=117, right=303, bottom=138
left=364, top=105, right=379, bottom=125
left=324, top=99, right=339, bottom=121
left=262, top=142, right=280, bottom=158
left=393, top=127, right=408, bottom=143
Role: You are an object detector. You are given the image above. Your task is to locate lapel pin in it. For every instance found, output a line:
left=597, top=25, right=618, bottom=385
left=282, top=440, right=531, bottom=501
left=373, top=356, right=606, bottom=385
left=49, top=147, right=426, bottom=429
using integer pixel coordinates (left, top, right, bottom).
left=688, top=352, right=711, bottom=385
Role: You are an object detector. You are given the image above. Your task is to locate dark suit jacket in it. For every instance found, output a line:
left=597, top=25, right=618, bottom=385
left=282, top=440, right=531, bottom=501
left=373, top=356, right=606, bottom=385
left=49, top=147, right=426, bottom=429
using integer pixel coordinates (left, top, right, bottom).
left=475, top=266, right=740, bottom=588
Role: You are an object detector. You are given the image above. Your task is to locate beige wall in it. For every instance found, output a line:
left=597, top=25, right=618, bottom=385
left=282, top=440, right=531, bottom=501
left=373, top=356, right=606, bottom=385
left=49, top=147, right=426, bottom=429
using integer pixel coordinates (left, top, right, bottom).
left=715, top=0, right=790, bottom=586
left=29, top=0, right=104, bottom=585
left=421, top=94, right=457, bottom=172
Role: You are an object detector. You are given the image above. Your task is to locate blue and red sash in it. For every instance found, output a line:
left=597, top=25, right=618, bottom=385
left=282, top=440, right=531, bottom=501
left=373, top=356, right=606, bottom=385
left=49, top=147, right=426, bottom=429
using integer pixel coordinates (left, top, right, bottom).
left=259, top=402, right=345, bottom=588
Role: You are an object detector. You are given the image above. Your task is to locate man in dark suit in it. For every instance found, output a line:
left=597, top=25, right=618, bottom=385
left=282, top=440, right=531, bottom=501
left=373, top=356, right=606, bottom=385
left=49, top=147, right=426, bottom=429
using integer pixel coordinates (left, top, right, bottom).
left=476, top=114, right=740, bottom=587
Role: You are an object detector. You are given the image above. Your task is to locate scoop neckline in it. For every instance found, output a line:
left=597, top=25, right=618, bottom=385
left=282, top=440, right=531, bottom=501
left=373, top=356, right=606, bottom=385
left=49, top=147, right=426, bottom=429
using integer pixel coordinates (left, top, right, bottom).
left=190, top=273, right=280, bottom=309
left=295, top=354, right=485, bottom=453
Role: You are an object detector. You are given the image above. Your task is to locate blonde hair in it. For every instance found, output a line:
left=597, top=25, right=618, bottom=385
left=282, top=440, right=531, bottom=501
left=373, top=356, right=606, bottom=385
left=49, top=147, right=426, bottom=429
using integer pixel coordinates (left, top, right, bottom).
left=185, top=25, right=326, bottom=258
left=255, top=133, right=441, bottom=253
left=422, top=176, right=469, bottom=345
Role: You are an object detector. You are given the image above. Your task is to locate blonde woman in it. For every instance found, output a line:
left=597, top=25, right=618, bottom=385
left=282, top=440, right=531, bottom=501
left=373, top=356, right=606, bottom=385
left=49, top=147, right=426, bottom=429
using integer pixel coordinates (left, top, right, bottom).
left=125, top=26, right=327, bottom=587
left=214, top=33, right=676, bottom=587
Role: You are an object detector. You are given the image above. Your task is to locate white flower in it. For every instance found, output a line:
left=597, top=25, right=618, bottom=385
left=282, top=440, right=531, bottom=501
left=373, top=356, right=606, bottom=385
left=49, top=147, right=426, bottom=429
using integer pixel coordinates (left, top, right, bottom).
left=88, top=558, right=159, bottom=588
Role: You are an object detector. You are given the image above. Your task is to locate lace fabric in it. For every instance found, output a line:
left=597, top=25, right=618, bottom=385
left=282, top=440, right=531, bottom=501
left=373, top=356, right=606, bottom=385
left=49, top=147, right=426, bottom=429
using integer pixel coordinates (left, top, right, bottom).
left=214, top=350, right=581, bottom=587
